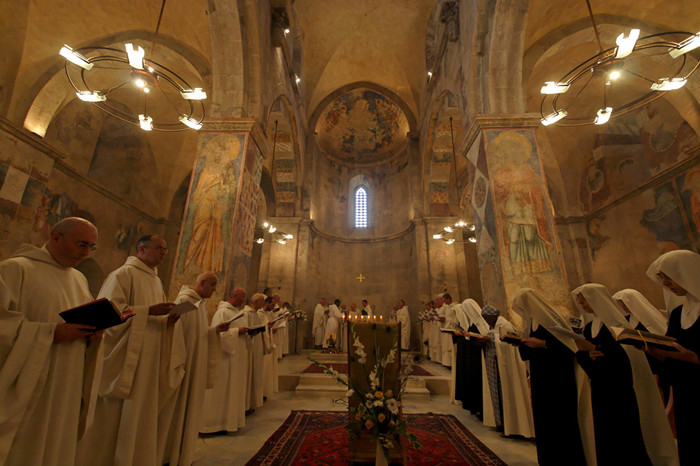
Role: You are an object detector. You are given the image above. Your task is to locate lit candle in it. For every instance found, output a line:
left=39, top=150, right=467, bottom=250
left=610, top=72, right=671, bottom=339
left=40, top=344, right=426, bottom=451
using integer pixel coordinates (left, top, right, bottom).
left=380, top=316, right=383, bottom=321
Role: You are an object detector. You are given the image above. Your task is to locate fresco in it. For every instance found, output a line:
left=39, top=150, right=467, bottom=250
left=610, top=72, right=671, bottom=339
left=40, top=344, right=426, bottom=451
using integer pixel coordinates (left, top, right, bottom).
left=315, top=88, right=409, bottom=163
left=488, top=131, right=556, bottom=276
left=581, top=99, right=698, bottom=211
left=176, top=133, right=243, bottom=277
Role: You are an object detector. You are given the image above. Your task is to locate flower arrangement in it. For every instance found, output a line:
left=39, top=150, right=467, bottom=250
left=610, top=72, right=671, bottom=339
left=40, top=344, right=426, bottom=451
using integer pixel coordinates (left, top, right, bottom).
left=290, top=308, right=306, bottom=321
left=310, top=323, right=421, bottom=461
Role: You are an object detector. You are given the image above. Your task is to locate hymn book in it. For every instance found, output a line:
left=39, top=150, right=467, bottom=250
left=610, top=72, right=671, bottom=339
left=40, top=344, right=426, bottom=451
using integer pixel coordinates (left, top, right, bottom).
left=271, top=311, right=290, bottom=324
left=609, top=327, right=678, bottom=351
left=169, top=301, right=198, bottom=316
left=59, top=298, right=133, bottom=330
left=247, top=324, right=266, bottom=336
left=223, top=310, right=245, bottom=325
left=498, top=327, right=523, bottom=344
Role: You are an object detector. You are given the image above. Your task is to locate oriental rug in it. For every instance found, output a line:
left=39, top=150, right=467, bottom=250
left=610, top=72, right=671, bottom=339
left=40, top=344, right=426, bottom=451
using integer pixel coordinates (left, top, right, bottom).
left=302, top=363, right=434, bottom=377
left=245, top=410, right=506, bottom=465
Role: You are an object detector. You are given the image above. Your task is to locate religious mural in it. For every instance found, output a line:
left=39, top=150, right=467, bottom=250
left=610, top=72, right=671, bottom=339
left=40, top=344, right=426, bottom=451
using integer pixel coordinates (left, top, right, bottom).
left=488, top=131, right=555, bottom=276
left=315, top=88, right=409, bottom=164
left=176, top=133, right=243, bottom=277
left=581, top=99, right=699, bottom=212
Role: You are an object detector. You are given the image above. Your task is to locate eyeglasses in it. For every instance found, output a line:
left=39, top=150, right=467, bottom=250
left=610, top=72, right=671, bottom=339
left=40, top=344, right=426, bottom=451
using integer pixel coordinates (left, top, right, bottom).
left=150, top=246, right=168, bottom=252
left=77, top=241, right=98, bottom=252
left=59, top=234, right=97, bottom=252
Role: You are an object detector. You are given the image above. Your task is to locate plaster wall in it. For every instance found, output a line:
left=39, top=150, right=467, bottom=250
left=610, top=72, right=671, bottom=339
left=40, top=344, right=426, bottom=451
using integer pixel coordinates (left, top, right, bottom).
left=0, top=121, right=178, bottom=295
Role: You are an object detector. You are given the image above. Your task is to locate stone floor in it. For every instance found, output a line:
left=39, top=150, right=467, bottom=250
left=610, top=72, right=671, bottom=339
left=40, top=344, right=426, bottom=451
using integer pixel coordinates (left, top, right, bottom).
left=192, top=351, right=538, bottom=465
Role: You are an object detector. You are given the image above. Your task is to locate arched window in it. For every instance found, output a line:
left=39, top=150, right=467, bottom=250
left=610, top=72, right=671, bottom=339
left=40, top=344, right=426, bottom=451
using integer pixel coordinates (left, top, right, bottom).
left=355, top=186, right=368, bottom=228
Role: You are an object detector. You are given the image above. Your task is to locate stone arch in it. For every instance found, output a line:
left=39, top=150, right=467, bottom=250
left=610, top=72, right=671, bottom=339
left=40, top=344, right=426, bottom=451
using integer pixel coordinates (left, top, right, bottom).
left=482, top=0, right=530, bottom=114
left=267, top=95, right=301, bottom=216
left=424, top=90, right=465, bottom=217
left=207, top=0, right=247, bottom=117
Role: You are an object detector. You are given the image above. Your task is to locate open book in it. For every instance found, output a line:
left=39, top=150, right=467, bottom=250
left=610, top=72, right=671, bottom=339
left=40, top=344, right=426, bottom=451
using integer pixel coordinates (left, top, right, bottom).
left=59, top=298, right=133, bottom=330
left=440, top=328, right=483, bottom=339
left=609, top=326, right=678, bottom=351
left=270, top=311, right=290, bottom=324
left=498, top=327, right=523, bottom=344
left=247, top=324, right=267, bottom=336
left=169, top=301, right=198, bottom=316
left=224, top=310, right=245, bottom=325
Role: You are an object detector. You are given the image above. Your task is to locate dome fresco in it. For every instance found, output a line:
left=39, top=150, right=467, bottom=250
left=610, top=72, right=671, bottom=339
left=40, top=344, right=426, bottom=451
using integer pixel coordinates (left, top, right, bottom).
left=315, top=88, right=409, bottom=164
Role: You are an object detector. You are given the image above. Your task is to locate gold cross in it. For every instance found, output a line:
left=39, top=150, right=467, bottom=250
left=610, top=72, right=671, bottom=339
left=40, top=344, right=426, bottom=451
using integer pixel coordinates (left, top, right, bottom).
left=356, top=274, right=366, bottom=283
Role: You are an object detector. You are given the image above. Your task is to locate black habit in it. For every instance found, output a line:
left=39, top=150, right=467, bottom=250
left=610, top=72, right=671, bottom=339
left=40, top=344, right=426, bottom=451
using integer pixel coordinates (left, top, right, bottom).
left=664, top=305, right=700, bottom=465
left=519, top=326, right=586, bottom=466
left=576, top=323, right=651, bottom=466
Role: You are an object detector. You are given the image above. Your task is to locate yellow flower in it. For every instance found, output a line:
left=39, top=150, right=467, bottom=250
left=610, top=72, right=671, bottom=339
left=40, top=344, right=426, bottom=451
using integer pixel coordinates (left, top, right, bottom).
left=374, top=391, right=384, bottom=399
left=365, top=419, right=374, bottom=430
left=386, top=390, right=393, bottom=398
left=377, top=413, right=386, bottom=423
left=355, top=412, right=362, bottom=421
left=397, top=401, right=402, bottom=407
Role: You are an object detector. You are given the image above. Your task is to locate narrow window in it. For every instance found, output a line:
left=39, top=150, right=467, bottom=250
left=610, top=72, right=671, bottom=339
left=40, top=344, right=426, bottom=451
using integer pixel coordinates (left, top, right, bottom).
left=355, top=186, right=368, bottom=228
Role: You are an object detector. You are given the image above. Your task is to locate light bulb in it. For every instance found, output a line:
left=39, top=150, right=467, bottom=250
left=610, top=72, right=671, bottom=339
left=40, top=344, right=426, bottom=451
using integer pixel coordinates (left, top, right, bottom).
left=541, top=109, right=567, bottom=126
left=594, top=107, right=613, bottom=125
left=540, top=82, right=570, bottom=94
left=59, top=45, right=93, bottom=70
left=138, top=114, right=153, bottom=131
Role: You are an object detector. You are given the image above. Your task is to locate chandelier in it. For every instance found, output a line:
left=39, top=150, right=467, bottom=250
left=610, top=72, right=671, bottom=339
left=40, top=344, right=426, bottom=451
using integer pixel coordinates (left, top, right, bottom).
left=58, top=1, right=206, bottom=131
left=255, top=222, right=293, bottom=245
left=432, top=220, right=476, bottom=245
left=539, top=0, right=699, bottom=127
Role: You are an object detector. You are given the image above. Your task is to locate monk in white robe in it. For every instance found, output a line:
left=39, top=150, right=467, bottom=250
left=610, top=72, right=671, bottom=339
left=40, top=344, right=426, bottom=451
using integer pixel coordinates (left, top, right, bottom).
left=440, top=294, right=457, bottom=365
left=396, top=300, right=410, bottom=351
left=312, top=298, right=328, bottom=347
left=261, top=297, right=278, bottom=396
left=280, top=302, right=291, bottom=356
left=162, top=273, right=230, bottom=466
left=324, top=300, right=342, bottom=348
left=246, top=293, right=267, bottom=412
left=0, top=218, right=102, bottom=466
left=77, top=234, right=185, bottom=466
left=361, top=299, right=374, bottom=317
left=429, top=295, right=444, bottom=364
left=201, top=287, right=250, bottom=433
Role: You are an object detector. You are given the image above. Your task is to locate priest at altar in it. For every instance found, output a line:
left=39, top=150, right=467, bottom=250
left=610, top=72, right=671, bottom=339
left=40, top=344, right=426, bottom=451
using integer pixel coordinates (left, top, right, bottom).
left=396, top=299, right=410, bottom=351
left=324, top=299, right=343, bottom=349
left=313, top=298, right=328, bottom=347
left=0, top=217, right=102, bottom=466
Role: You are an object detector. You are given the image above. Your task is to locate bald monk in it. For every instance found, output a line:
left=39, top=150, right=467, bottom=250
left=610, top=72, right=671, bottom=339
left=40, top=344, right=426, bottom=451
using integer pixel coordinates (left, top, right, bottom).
left=0, top=217, right=103, bottom=466
left=163, top=273, right=230, bottom=466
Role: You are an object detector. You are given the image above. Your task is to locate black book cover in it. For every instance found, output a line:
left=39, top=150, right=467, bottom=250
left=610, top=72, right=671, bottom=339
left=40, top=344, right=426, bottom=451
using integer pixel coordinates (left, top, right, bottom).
left=59, top=298, right=130, bottom=330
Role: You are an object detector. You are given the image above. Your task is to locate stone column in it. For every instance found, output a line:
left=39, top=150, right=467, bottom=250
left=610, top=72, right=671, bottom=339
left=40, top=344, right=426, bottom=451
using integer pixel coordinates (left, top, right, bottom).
left=169, top=119, right=269, bottom=315
left=463, top=116, right=571, bottom=315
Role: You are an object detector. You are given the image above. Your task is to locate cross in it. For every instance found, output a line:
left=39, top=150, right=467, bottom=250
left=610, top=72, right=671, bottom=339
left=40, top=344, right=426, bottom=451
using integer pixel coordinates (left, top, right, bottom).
left=356, top=273, right=366, bottom=283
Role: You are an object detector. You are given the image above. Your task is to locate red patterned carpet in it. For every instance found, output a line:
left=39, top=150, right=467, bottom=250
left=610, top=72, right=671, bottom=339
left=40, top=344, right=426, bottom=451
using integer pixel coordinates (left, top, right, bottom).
left=245, top=410, right=507, bottom=465
left=302, top=363, right=434, bottom=377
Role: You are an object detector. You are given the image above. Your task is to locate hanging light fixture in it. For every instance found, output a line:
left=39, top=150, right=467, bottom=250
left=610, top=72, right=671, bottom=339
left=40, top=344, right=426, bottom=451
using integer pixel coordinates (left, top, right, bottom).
left=432, top=220, right=477, bottom=244
left=255, top=221, right=293, bottom=245
left=59, top=1, right=206, bottom=131
left=538, top=0, right=699, bottom=127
